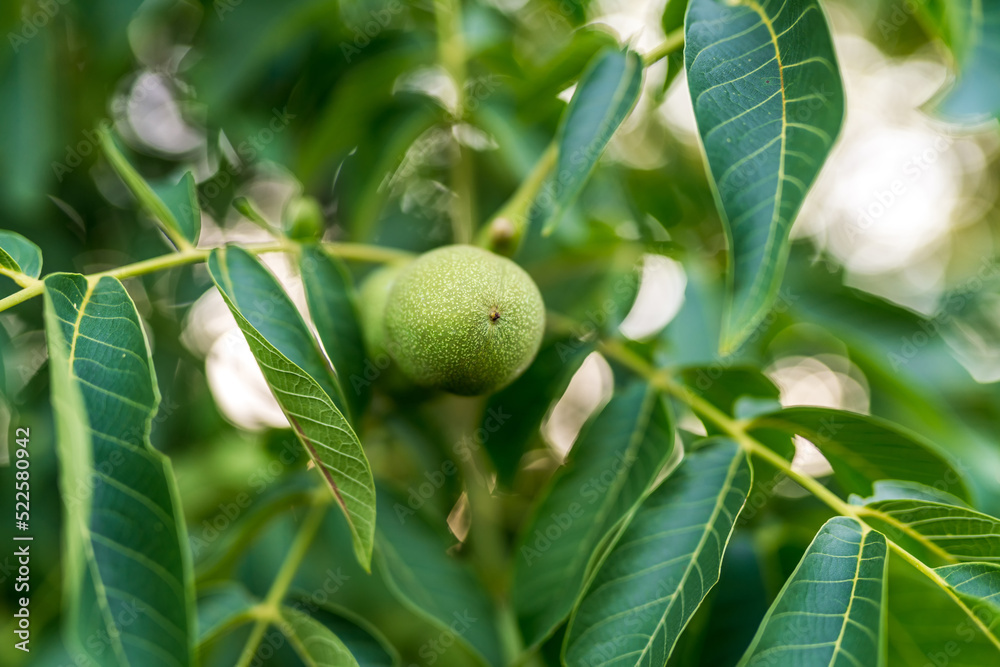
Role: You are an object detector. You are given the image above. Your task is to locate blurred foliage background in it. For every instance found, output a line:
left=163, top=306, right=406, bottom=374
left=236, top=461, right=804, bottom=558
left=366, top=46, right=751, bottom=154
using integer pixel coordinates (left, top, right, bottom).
left=1, top=0, right=999, bottom=665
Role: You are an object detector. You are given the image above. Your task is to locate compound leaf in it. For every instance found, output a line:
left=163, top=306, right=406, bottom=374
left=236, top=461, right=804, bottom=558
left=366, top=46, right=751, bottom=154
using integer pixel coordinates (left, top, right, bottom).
left=563, top=438, right=752, bottom=666
left=544, top=47, right=643, bottom=234
left=685, top=0, right=845, bottom=352
left=0, top=229, right=42, bottom=283
left=44, top=273, right=195, bottom=667
left=208, top=246, right=375, bottom=570
left=738, top=517, right=888, bottom=666
left=512, top=382, right=675, bottom=647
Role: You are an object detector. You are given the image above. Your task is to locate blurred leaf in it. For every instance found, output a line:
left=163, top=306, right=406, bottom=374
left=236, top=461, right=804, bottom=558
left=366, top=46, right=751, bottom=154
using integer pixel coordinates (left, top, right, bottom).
left=99, top=132, right=194, bottom=248
left=936, top=562, right=1000, bottom=631
left=375, top=487, right=503, bottom=667
left=863, top=499, right=1000, bottom=564
left=0, top=30, right=56, bottom=216
left=209, top=247, right=375, bottom=570
left=543, top=47, right=643, bottom=234
left=300, top=245, right=371, bottom=420
left=197, top=583, right=258, bottom=645
left=658, top=0, right=690, bottom=98
left=887, top=548, right=1000, bottom=664
left=515, top=27, right=621, bottom=110
left=233, top=196, right=277, bottom=232
left=298, top=48, right=431, bottom=182
left=284, top=596, right=400, bottom=667
left=918, top=0, right=1000, bottom=121
left=481, top=334, right=592, bottom=486
left=0, top=229, right=42, bottom=285
left=195, top=484, right=315, bottom=584
left=851, top=479, right=970, bottom=508
left=680, top=366, right=783, bottom=422
left=563, top=438, right=752, bottom=666
left=44, top=273, right=195, bottom=667
left=0, top=229, right=42, bottom=280
left=512, top=382, right=675, bottom=647
left=685, top=0, right=845, bottom=353
left=151, top=171, right=201, bottom=245
left=738, top=517, right=887, bottom=666
left=279, top=605, right=359, bottom=667
left=750, top=407, right=971, bottom=500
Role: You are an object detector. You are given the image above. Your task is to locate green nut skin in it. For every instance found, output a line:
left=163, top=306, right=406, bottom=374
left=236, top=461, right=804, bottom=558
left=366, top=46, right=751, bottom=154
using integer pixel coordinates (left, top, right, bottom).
left=384, top=244, right=545, bottom=396
left=358, top=262, right=405, bottom=359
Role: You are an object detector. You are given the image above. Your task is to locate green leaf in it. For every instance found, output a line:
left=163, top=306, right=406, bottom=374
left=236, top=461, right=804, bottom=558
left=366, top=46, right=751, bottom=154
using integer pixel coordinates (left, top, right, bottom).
left=150, top=171, right=201, bottom=245
left=738, top=517, right=888, bottom=667
left=197, top=583, right=258, bottom=646
left=43, top=273, right=195, bottom=667
left=850, top=479, right=970, bottom=508
left=685, top=0, right=845, bottom=353
left=209, top=245, right=349, bottom=417
left=750, top=407, right=971, bottom=500
left=481, top=335, right=593, bottom=486
left=0, top=229, right=42, bottom=281
left=232, top=196, right=277, bottom=233
left=512, top=382, right=676, bottom=647
left=936, top=562, right=1000, bottom=630
left=284, top=596, right=400, bottom=667
left=375, top=487, right=503, bottom=667
left=887, top=549, right=1000, bottom=664
left=679, top=365, right=784, bottom=422
left=279, top=605, right=359, bottom=667
left=195, top=483, right=315, bottom=583
left=99, top=132, right=194, bottom=249
left=208, top=246, right=375, bottom=570
left=922, top=0, right=1000, bottom=121
left=863, top=499, right=1000, bottom=564
left=543, top=47, right=644, bottom=234
left=300, top=244, right=370, bottom=421
left=658, top=0, right=690, bottom=98
left=563, top=438, right=752, bottom=667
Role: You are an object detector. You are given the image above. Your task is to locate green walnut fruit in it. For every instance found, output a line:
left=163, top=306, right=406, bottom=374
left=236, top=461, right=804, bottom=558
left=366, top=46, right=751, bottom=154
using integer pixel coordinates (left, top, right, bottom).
left=358, top=262, right=405, bottom=360
left=385, top=244, right=545, bottom=396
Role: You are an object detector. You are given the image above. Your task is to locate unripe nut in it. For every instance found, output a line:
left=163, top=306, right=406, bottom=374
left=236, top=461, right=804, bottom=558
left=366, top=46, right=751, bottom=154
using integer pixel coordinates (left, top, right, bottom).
left=384, top=244, right=545, bottom=396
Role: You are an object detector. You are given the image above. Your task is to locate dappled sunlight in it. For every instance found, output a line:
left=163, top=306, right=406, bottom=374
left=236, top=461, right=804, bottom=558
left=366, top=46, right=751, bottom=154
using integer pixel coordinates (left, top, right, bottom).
left=767, top=354, right=871, bottom=479
left=795, top=26, right=999, bottom=313
left=542, top=352, right=614, bottom=460
left=619, top=254, right=687, bottom=340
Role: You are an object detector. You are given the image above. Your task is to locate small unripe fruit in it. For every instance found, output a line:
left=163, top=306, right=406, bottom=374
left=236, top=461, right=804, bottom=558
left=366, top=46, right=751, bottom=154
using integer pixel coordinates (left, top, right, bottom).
left=385, top=245, right=545, bottom=396
left=284, top=195, right=323, bottom=241
left=358, top=263, right=405, bottom=359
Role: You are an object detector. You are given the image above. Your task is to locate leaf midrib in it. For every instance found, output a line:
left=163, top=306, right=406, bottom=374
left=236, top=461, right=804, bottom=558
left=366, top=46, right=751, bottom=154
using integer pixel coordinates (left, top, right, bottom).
left=631, top=450, right=747, bottom=666
left=740, top=0, right=788, bottom=316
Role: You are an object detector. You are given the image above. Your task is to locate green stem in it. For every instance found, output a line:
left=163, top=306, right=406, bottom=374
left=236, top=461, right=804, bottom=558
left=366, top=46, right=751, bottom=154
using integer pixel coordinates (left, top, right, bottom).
left=594, top=337, right=963, bottom=566
left=642, top=26, right=685, bottom=67
left=435, top=0, right=474, bottom=244
left=98, top=131, right=195, bottom=252
left=234, top=499, right=329, bottom=667
left=478, top=143, right=559, bottom=254
left=457, top=433, right=507, bottom=598
left=0, top=241, right=411, bottom=314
